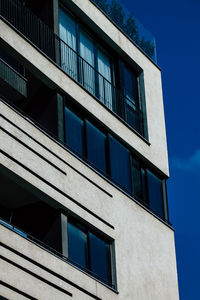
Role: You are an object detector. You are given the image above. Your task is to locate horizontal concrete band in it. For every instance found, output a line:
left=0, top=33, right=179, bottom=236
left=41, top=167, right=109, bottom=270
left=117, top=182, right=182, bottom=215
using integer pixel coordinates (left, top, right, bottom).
left=0, top=126, right=66, bottom=175
left=0, top=149, right=115, bottom=230
left=0, top=111, right=113, bottom=198
left=0, top=280, right=37, bottom=300
left=0, top=255, right=73, bottom=297
left=0, top=241, right=102, bottom=300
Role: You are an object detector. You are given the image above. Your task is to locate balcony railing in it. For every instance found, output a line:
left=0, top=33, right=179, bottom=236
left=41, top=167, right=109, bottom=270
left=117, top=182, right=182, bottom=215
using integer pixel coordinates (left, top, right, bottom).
left=90, top=0, right=157, bottom=63
left=0, top=57, right=27, bottom=97
left=0, top=0, right=144, bottom=135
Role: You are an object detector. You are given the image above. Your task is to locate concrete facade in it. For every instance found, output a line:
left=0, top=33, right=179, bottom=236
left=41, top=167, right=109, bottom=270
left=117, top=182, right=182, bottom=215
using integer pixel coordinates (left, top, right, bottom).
left=0, top=0, right=179, bottom=299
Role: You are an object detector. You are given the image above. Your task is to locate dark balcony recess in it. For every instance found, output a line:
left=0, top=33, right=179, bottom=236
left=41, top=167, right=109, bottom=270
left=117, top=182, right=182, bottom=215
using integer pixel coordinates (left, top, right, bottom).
left=0, top=0, right=144, bottom=136
left=0, top=58, right=27, bottom=100
left=0, top=168, right=116, bottom=289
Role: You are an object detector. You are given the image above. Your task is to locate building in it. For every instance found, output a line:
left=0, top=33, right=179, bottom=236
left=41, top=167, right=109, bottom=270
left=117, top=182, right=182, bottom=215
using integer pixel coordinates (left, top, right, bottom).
left=0, top=0, right=179, bottom=299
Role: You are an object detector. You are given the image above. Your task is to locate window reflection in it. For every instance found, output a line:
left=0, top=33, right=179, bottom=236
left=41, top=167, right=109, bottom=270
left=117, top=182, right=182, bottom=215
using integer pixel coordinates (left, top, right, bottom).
left=146, top=170, right=164, bottom=219
left=86, top=120, right=107, bottom=174
left=89, top=232, right=111, bottom=283
left=108, top=134, right=131, bottom=193
left=67, top=219, right=113, bottom=286
left=65, top=107, right=84, bottom=156
left=59, top=8, right=78, bottom=80
left=64, top=105, right=168, bottom=221
left=68, top=221, right=87, bottom=269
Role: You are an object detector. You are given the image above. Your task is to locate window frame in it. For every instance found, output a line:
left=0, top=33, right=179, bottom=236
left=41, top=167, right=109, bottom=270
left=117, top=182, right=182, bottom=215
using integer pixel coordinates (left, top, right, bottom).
left=61, top=213, right=117, bottom=289
left=85, top=119, right=107, bottom=174
left=108, top=133, right=132, bottom=193
left=58, top=3, right=147, bottom=137
left=64, top=100, right=169, bottom=222
left=64, top=106, right=85, bottom=156
left=58, top=5, right=115, bottom=100
left=118, top=60, right=144, bottom=135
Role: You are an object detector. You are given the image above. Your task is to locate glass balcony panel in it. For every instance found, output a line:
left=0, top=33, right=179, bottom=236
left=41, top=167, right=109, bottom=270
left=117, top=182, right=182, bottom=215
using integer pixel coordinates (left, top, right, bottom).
left=90, top=0, right=157, bottom=62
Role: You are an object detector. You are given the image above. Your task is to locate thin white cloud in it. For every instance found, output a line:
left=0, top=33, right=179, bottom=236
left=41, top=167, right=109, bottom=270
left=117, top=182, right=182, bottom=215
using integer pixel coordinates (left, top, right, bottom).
left=170, top=149, right=200, bottom=171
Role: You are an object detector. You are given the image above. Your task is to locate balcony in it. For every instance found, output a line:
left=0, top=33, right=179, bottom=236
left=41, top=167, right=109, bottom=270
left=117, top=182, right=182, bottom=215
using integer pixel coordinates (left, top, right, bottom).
left=0, top=0, right=144, bottom=136
left=0, top=57, right=27, bottom=100
left=0, top=168, right=116, bottom=289
left=90, top=0, right=157, bottom=63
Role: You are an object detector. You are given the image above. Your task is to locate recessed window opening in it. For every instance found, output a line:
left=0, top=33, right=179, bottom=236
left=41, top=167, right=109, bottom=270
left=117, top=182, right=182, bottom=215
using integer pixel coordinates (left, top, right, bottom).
left=64, top=103, right=168, bottom=222
left=0, top=170, right=116, bottom=289
left=58, top=5, right=146, bottom=136
left=65, top=217, right=114, bottom=287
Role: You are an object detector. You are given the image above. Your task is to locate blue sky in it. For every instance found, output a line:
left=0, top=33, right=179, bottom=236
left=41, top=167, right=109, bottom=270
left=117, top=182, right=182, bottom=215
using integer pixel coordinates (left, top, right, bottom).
left=121, top=0, right=200, bottom=299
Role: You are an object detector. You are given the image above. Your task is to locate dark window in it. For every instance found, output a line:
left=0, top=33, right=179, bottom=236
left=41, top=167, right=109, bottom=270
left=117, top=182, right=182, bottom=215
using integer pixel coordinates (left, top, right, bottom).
left=58, top=7, right=147, bottom=136
left=146, top=170, right=164, bottom=219
left=125, top=105, right=141, bottom=133
left=141, top=168, right=148, bottom=205
left=89, top=232, right=111, bottom=284
left=0, top=48, right=23, bottom=75
left=108, top=134, right=131, bottom=192
left=123, top=65, right=139, bottom=107
left=58, top=8, right=115, bottom=109
left=118, top=61, right=143, bottom=133
left=68, top=221, right=87, bottom=269
left=86, top=120, right=107, bottom=174
left=65, top=107, right=84, bottom=156
left=64, top=103, right=167, bottom=222
left=66, top=218, right=113, bottom=287
left=131, top=157, right=142, bottom=199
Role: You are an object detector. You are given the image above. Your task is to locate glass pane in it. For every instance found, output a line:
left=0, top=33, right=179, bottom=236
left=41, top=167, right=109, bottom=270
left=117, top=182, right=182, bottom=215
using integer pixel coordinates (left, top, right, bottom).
left=59, top=9, right=78, bottom=80
left=141, top=168, right=148, bottom=205
left=108, top=135, right=131, bottom=192
left=68, top=221, right=87, bottom=269
left=123, top=66, right=138, bottom=107
left=124, top=66, right=133, bottom=99
left=65, top=107, right=83, bottom=156
left=146, top=170, right=164, bottom=218
left=97, top=49, right=112, bottom=109
left=86, top=120, right=106, bottom=174
left=79, top=30, right=95, bottom=95
left=89, top=232, right=111, bottom=284
left=131, top=158, right=142, bottom=199
left=125, top=105, right=140, bottom=132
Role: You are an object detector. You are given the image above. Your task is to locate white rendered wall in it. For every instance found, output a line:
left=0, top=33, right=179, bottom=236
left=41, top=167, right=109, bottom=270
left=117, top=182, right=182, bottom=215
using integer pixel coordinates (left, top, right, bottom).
left=0, top=2, right=178, bottom=298
left=0, top=103, right=179, bottom=300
